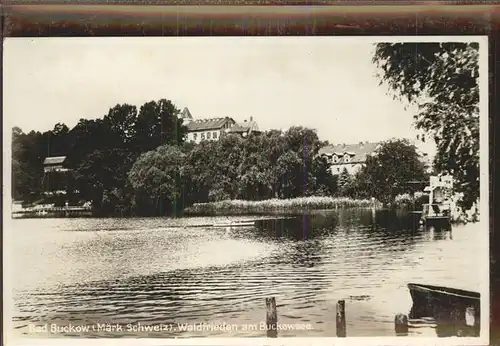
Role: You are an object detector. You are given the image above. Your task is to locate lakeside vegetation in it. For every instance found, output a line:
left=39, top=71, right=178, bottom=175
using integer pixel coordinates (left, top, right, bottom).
left=11, top=42, right=480, bottom=218
left=184, top=196, right=382, bottom=216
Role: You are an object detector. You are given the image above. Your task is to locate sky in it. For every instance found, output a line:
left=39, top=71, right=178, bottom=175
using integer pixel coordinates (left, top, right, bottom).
left=4, top=37, right=431, bottom=150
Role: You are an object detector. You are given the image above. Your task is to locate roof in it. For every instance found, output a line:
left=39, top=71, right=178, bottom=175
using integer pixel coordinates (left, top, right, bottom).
left=180, top=107, right=193, bottom=120
left=227, top=120, right=260, bottom=134
left=43, top=156, right=67, bottom=165
left=186, top=117, right=234, bottom=132
left=227, top=124, right=249, bottom=133
left=318, top=142, right=380, bottom=164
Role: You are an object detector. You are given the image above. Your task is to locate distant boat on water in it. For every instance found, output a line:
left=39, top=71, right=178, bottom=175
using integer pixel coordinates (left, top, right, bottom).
left=212, top=219, right=255, bottom=228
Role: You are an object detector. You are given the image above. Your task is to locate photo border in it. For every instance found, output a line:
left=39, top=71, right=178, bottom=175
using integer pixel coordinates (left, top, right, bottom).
left=1, top=3, right=498, bottom=346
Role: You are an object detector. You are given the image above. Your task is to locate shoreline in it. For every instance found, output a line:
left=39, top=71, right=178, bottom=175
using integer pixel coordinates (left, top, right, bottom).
left=183, top=196, right=382, bottom=216
left=11, top=196, right=383, bottom=219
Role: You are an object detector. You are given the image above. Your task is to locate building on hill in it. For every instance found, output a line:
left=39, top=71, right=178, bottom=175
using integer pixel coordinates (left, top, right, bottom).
left=226, top=117, right=261, bottom=137
left=186, top=116, right=236, bottom=144
left=183, top=106, right=261, bottom=143
left=42, top=156, right=71, bottom=196
left=319, top=140, right=431, bottom=176
left=318, top=142, right=381, bottom=175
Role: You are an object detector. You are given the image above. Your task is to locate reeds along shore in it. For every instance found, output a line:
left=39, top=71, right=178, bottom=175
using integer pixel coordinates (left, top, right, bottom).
left=183, top=196, right=382, bottom=216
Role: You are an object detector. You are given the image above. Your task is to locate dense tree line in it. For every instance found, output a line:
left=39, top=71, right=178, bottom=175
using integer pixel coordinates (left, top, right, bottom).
left=13, top=97, right=429, bottom=216
left=127, top=127, right=338, bottom=215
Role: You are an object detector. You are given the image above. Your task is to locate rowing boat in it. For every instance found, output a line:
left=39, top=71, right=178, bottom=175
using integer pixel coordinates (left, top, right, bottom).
left=407, top=283, right=480, bottom=335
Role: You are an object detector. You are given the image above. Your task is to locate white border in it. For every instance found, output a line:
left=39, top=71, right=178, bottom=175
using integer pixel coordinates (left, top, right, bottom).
left=2, top=35, right=490, bottom=346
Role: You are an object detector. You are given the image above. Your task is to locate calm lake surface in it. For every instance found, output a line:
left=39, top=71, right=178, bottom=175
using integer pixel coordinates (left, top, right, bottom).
left=8, top=209, right=486, bottom=338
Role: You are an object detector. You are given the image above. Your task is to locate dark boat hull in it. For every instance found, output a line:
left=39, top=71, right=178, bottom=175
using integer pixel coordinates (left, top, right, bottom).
left=407, top=283, right=480, bottom=337
left=423, top=216, right=451, bottom=231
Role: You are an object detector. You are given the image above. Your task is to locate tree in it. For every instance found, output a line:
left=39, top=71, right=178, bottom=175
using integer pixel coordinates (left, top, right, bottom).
left=73, top=148, right=136, bottom=215
left=11, top=128, right=48, bottom=201
left=237, top=134, right=273, bottom=200
left=281, top=127, right=322, bottom=197
left=373, top=42, right=479, bottom=209
left=311, top=155, right=338, bottom=196
left=133, top=99, right=187, bottom=152
left=182, top=140, right=218, bottom=204
left=337, top=168, right=353, bottom=197
left=50, top=123, right=70, bottom=156
left=208, top=134, right=245, bottom=201
left=66, top=118, right=110, bottom=168
left=128, top=145, right=186, bottom=216
left=12, top=127, right=29, bottom=200
left=354, top=139, right=427, bottom=206
left=103, top=103, right=138, bottom=149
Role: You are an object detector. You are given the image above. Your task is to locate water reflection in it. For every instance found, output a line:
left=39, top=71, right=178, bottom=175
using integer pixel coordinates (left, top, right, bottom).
left=9, top=208, right=479, bottom=338
left=253, top=216, right=336, bottom=241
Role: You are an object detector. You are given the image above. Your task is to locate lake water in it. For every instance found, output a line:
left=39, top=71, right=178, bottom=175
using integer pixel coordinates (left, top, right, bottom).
left=6, top=208, right=486, bottom=338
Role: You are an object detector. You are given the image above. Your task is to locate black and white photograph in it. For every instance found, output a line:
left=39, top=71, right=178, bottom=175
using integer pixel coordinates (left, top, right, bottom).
left=3, top=36, right=489, bottom=345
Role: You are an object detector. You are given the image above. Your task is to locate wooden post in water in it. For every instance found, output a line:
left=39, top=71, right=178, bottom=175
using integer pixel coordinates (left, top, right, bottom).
left=394, top=313, right=409, bottom=335
left=266, top=297, right=278, bottom=338
left=336, top=300, right=346, bottom=337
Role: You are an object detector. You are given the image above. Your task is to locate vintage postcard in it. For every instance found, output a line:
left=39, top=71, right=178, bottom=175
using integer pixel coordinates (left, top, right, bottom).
left=3, top=35, right=489, bottom=346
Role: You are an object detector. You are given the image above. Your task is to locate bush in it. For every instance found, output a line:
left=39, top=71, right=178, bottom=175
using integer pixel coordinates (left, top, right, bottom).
left=391, top=192, right=427, bottom=210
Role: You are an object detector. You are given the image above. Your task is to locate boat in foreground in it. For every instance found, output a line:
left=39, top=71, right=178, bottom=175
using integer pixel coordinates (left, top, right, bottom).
left=407, top=283, right=480, bottom=336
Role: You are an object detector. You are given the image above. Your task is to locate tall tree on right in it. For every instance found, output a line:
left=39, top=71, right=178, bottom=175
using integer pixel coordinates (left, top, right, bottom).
left=373, top=42, right=480, bottom=210
left=355, top=139, right=427, bottom=206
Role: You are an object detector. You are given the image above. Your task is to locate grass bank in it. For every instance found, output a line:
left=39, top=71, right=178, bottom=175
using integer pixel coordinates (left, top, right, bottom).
left=184, top=196, right=382, bottom=216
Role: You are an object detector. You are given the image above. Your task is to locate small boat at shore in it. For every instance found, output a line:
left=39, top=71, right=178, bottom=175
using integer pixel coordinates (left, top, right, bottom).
left=407, top=283, right=480, bottom=335
left=419, top=175, right=454, bottom=230
left=420, top=204, right=451, bottom=230
left=212, top=220, right=255, bottom=228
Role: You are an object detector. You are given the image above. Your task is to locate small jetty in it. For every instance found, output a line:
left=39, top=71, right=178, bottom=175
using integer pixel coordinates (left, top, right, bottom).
left=12, top=206, right=93, bottom=218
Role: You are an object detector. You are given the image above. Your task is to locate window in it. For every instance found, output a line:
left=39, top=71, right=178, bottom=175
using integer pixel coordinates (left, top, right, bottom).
left=332, top=155, right=339, bottom=163
left=344, top=154, right=350, bottom=163
left=193, top=133, right=198, bottom=140
left=201, top=133, right=205, bottom=140
left=207, top=132, right=211, bottom=139
left=213, top=132, right=218, bottom=139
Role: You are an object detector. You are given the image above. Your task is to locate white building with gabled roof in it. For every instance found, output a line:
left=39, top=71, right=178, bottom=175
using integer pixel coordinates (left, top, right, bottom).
left=182, top=107, right=260, bottom=143
left=318, top=142, right=381, bottom=175
left=186, top=117, right=236, bottom=143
